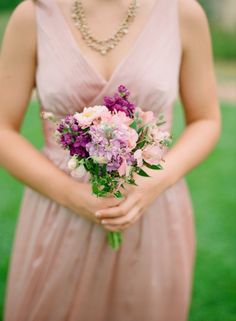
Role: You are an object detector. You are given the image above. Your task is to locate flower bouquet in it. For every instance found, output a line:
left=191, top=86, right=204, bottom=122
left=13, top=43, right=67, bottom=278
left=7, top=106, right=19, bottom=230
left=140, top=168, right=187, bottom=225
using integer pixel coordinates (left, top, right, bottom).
left=41, top=85, right=172, bottom=250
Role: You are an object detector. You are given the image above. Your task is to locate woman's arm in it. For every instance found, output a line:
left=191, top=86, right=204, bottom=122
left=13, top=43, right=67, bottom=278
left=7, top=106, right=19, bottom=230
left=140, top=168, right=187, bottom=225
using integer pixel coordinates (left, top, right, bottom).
left=163, top=0, right=221, bottom=186
left=97, top=0, right=221, bottom=230
left=0, top=0, right=121, bottom=222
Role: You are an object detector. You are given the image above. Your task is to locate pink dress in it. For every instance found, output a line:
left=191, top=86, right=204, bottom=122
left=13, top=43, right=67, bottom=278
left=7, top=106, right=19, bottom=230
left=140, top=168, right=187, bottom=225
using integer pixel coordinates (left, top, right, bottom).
left=4, top=0, right=195, bottom=320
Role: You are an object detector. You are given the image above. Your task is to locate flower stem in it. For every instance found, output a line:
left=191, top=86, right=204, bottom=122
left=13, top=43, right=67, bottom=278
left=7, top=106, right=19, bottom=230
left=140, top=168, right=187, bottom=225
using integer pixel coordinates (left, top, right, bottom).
left=107, top=231, right=123, bottom=250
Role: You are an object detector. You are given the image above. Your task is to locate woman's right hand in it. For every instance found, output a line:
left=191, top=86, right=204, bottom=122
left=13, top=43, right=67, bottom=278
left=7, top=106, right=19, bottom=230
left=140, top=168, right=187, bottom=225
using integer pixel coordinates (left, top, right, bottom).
left=64, top=180, right=125, bottom=225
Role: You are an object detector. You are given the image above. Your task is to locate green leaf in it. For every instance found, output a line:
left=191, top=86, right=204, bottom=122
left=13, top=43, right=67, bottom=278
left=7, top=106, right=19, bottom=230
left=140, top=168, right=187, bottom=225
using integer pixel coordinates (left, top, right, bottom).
left=127, top=178, right=138, bottom=186
left=162, top=139, right=172, bottom=147
left=136, top=140, right=146, bottom=149
left=129, top=119, right=138, bottom=131
left=137, top=127, right=143, bottom=134
left=114, top=190, right=124, bottom=198
left=136, top=167, right=150, bottom=177
left=92, top=181, right=100, bottom=195
left=156, top=120, right=166, bottom=127
left=143, top=161, right=163, bottom=170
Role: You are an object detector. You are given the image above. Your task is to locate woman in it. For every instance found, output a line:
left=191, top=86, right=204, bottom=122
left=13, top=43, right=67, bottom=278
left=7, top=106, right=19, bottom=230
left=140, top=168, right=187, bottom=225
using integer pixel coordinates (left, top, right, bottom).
left=1, top=0, right=220, bottom=320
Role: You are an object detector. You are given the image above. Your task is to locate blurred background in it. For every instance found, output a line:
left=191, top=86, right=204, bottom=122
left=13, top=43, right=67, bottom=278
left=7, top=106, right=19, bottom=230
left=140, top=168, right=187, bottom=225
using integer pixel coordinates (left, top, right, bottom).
left=0, top=1, right=235, bottom=320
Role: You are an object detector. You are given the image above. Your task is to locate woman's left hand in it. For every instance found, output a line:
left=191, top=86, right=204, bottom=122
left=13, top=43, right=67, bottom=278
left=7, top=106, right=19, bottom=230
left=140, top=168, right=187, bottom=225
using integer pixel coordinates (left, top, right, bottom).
left=95, top=167, right=169, bottom=232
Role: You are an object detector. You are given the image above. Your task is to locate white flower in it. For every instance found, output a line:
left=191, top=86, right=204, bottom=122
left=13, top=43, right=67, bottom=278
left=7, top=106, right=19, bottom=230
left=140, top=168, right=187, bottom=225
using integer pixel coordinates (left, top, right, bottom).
left=70, top=164, right=86, bottom=178
left=67, top=157, right=77, bottom=170
left=41, top=111, right=56, bottom=121
left=91, top=155, right=107, bottom=164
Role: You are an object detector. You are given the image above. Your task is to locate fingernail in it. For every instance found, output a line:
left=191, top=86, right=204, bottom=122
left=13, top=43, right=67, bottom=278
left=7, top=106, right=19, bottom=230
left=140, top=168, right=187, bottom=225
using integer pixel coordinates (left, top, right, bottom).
left=95, top=212, right=101, bottom=217
left=101, top=220, right=107, bottom=224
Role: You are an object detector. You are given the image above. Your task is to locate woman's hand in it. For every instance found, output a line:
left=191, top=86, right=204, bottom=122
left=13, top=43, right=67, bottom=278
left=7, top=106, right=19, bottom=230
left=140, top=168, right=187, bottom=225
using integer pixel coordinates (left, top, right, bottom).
left=95, top=167, right=169, bottom=232
left=65, top=179, right=125, bottom=225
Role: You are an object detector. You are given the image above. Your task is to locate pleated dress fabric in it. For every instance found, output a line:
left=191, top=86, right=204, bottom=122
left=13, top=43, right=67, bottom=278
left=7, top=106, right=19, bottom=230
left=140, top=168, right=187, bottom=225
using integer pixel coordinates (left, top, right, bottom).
left=4, top=0, right=196, bottom=320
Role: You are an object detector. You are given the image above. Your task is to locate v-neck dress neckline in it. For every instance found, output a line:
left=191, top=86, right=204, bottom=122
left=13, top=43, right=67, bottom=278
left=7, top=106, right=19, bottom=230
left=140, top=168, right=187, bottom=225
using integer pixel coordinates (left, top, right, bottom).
left=49, top=0, right=161, bottom=86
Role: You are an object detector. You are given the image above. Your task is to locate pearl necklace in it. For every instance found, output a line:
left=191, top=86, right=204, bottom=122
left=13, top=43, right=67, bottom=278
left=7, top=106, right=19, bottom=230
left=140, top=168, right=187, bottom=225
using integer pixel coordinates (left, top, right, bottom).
left=71, top=0, right=140, bottom=56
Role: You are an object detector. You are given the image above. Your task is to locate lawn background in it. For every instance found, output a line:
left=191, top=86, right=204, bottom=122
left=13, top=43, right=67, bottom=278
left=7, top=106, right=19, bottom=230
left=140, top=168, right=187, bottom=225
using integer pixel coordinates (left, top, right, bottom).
left=0, top=4, right=236, bottom=321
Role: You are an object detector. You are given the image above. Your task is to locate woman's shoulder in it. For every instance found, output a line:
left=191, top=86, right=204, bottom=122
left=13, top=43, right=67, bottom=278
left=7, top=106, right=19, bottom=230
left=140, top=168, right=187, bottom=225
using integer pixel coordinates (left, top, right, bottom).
left=178, top=0, right=211, bottom=51
left=1, top=0, right=37, bottom=68
left=179, top=0, right=209, bottom=30
left=1, top=0, right=36, bottom=51
left=6, top=0, right=36, bottom=34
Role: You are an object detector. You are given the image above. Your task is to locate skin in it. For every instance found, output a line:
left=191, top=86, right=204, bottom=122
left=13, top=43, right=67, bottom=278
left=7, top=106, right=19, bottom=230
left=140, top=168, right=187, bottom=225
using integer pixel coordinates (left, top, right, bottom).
left=0, top=0, right=221, bottom=232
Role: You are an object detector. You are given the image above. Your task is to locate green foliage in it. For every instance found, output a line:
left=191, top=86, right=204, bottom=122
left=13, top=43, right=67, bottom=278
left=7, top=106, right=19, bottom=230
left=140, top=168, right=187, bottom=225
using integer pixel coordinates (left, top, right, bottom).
left=0, top=0, right=21, bottom=11
left=143, top=161, right=163, bottom=170
left=135, top=167, right=150, bottom=177
left=211, top=28, right=236, bottom=61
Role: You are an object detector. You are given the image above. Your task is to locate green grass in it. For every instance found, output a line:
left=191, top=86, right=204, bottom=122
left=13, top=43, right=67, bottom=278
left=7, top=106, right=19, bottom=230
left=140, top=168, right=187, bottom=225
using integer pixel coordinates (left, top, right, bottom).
left=0, top=10, right=10, bottom=44
left=0, top=100, right=236, bottom=320
left=174, top=101, right=236, bottom=321
left=211, top=28, right=236, bottom=61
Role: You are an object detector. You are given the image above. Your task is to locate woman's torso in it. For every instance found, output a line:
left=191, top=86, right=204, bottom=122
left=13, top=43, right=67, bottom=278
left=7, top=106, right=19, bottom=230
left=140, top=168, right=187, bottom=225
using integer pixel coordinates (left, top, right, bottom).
left=35, top=0, right=181, bottom=170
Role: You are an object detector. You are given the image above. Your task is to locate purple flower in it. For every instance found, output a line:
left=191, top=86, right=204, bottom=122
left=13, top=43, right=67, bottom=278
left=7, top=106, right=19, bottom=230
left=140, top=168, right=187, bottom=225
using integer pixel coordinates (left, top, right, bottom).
left=60, top=133, right=73, bottom=146
left=103, top=85, right=135, bottom=117
left=118, top=84, right=130, bottom=98
left=69, top=131, right=91, bottom=157
left=57, top=123, right=65, bottom=133
left=72, top=124, right=79, bottom=132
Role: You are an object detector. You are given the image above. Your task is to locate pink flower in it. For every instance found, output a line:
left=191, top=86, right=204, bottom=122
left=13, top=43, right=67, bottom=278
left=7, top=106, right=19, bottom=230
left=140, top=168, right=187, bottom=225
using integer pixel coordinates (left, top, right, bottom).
left=103, top=110, right=132, bottom=126
left=134, top=149, right=143, bottom=167
left=118, top=157, right=127, bottom=176
left=142, top=145, right=164, bottom=165
left=155, top=131, right=171, bottom=142
left=136, top=107, right=154, bottom=125
left=127, top=127, right=139, bottom=149
left=74, top=105, right=109, bottom=128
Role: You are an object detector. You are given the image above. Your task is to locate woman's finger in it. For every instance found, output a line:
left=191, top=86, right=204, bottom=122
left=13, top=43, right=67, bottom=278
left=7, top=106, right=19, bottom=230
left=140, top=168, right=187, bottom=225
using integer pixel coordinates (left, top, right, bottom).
left=95, top=194, right=138, bottom=219
left=101, top=205, right=139, bottom=226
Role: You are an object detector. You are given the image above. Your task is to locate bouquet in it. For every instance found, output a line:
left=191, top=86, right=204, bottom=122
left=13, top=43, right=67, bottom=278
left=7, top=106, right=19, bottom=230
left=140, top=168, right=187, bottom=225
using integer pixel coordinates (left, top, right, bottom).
left=41, top=85, right=172, bottom=250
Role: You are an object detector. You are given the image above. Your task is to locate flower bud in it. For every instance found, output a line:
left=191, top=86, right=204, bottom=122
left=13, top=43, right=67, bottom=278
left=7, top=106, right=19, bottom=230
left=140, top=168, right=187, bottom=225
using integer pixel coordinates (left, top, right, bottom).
left=67, top=157, right=77, bottom=170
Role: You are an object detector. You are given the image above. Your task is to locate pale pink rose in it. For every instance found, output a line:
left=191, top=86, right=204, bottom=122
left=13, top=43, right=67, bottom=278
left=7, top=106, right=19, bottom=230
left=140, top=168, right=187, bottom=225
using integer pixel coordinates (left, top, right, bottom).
left=155, top=131, right=171, bottom=141
left=148, top=126, right=160, bottom=141
left=133, top=149, right=143, bottom=167
left=99, top=112, right=113, bottom=123
left=127, top=127, right=139, bottom=149
left=104, top=111, right=132, bottom=126
left=142, top=145, right=164, bottom=165
left=148, top=125, right=171, bottom=144
left=118, top=158, right=127, bottom=177
left=136, top=107, right=154, bottom=125
left=74, top=105, right=109, bottom=128
left=114, top=111, right=133, bottom=125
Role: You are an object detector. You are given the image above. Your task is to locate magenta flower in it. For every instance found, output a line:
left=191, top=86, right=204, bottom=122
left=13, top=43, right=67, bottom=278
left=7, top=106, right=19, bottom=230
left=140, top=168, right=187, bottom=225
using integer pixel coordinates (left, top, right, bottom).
left=103, top=85, right=135, bottom=117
